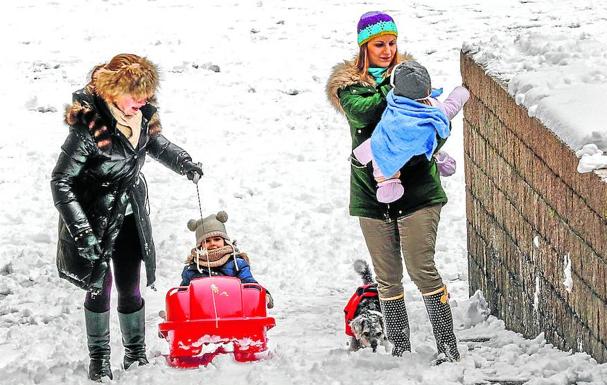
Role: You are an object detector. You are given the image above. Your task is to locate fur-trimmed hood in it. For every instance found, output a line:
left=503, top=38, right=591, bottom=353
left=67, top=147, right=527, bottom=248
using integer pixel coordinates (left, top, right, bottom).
left=64, top=88, right=162, bottom=150
left=325, top=52, right=414, bottom=114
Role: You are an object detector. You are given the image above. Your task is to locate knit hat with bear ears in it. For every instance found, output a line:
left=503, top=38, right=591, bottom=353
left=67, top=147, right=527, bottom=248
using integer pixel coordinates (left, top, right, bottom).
left=187, top=211, right=230, bottom=246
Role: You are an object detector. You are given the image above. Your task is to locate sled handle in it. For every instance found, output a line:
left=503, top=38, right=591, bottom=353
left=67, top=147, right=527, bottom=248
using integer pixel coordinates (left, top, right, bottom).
left=242, top=283, right=264, bottom=291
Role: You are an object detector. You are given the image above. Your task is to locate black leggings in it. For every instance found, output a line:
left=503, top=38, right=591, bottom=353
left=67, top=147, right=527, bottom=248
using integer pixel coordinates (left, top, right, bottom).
left=84, top=215, right=143, bottom=314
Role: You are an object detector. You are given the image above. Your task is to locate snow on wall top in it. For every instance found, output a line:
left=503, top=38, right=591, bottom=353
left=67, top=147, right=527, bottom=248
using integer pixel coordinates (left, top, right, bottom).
left=463, top=32, right=607, bottom=173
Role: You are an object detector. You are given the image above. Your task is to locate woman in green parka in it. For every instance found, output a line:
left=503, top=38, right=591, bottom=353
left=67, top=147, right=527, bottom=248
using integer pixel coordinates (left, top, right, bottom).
left=326, top=11, right=459, bottom=362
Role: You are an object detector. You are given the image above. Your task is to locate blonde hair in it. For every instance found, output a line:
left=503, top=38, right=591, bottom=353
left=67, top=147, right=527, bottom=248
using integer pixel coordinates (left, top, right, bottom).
left=355, top=43, right=400, bottom=84
left=87, top=53, right=159, bottom=102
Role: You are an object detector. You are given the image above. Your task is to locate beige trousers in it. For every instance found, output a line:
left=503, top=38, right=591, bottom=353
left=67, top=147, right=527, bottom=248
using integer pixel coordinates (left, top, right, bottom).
left=359, top=204, right=444, bottom=299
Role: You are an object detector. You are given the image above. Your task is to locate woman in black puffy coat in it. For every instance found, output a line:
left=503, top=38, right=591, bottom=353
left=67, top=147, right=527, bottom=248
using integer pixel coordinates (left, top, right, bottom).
left=50, top=53, right=203, bottom=381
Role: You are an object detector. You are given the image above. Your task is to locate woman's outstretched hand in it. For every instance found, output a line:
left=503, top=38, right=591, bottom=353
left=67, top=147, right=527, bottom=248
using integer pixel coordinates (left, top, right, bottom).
left=182, top=161, right=203, bottom=184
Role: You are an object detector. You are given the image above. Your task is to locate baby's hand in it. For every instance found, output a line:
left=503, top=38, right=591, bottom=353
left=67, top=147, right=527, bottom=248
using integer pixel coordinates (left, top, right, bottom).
left=435, top=151, right=456, bottom=177
left=441, top=86, right=470, bottom=120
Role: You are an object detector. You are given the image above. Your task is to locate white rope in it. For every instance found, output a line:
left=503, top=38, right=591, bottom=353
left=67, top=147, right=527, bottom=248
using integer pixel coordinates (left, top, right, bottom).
left=225, top=239, right=239, bottom=272
left=195, top=182, right=220, bottom=328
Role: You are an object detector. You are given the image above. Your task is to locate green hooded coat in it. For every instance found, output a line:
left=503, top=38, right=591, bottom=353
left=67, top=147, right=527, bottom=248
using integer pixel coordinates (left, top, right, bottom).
left=326, top=54, right=447, bottom=220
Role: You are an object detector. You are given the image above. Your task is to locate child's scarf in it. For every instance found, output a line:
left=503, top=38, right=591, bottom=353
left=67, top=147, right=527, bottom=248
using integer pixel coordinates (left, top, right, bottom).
left=185, top=244, right=249, bottom=268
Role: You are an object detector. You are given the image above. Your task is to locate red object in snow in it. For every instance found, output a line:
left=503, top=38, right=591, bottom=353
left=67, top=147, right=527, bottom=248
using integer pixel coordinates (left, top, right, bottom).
left=158, top=276, right=275, bottom=367
left=343, top=284, right=378, bottom=337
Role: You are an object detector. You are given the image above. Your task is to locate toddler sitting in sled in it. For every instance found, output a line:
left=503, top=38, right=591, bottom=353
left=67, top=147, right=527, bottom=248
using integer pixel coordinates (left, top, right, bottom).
left=181, top=210, right=274, bottom=308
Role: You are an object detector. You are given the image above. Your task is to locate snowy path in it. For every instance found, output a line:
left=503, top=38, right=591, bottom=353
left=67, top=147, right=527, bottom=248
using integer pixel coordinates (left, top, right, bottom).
left=1, top=0, right=606, bottom=384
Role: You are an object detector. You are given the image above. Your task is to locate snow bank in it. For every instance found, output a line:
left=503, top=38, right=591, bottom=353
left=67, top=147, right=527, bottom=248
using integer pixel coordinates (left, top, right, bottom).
left=464, top=32, right=607, bottom=173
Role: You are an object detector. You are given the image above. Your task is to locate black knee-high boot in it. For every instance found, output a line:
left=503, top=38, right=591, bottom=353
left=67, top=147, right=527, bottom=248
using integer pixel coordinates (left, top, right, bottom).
left=422, top=287, right=460, bottom=362
left=118, top=302, right=149, bottom=370
left=85, top=308, right=113, bottom=381
left=379, top=297, right=411, bottom=356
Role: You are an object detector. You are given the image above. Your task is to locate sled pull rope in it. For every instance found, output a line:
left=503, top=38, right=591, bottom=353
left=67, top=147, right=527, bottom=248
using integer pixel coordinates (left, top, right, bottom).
left=194, top=182, right=205, bottom=276
left=225, top=239, right=239, bottom=272
left=195, top=183, right=220, bottom=328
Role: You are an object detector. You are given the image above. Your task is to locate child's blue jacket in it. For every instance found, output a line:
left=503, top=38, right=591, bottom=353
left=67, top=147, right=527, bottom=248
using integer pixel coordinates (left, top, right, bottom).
left=180, top=256, right=257, bottom=286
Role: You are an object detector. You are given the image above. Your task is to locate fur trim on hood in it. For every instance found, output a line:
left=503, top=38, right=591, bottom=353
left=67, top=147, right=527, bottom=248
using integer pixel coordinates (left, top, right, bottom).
left=325, top=52, right=414, bottom=114
left=64, top=95, right=162, bottom=151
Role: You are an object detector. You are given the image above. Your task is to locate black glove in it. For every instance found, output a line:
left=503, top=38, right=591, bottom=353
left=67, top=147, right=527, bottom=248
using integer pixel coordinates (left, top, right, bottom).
left=88, top=259, right=109, bottom=295
left=74, top=230, right=102, bottom=262
left=182, top=161, right=203, bottom=184
left=266, top=289, right=274, bottom=309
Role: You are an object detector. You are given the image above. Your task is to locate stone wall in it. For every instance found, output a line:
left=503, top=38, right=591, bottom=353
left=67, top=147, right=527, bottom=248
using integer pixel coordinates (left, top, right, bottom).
left=461, top=51, right=607, bottom=363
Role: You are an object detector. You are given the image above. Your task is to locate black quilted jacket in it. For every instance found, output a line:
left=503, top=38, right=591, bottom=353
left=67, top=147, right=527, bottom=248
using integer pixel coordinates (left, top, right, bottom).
left=51, top=88, right=192, bottom=291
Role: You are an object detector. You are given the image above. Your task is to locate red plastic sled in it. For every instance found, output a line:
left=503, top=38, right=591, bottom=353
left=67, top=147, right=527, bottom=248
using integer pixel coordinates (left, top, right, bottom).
left=158, top=276, right=275, bottom=367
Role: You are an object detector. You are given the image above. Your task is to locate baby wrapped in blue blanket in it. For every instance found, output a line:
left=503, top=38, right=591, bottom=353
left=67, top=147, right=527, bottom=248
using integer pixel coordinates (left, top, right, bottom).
left=353, top=61, right=469, bottom=203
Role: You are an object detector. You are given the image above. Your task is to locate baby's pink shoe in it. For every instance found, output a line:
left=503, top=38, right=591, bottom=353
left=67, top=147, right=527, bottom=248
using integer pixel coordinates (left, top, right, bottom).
left=435, top=151, right=456, bottom=177
left=376, top=179, right=405, bottom=203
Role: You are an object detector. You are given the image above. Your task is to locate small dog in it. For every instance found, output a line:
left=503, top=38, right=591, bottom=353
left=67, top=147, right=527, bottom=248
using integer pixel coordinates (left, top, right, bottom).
left=345, top=260, right=387, bottom=352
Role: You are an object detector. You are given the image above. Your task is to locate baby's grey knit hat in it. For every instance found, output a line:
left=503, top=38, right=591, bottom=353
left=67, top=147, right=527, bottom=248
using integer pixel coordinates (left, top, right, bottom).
left=391, top=61, right=431, bottom=100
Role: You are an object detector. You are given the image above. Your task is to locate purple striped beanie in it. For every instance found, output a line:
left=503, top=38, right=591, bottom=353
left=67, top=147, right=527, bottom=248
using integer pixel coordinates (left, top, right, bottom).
left=357, top=11, right=398, bottom=46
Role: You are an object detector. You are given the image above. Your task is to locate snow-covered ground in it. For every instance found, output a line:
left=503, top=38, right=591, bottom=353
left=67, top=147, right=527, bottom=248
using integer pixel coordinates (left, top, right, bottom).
left=1, top=0, right=606, bottom=384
